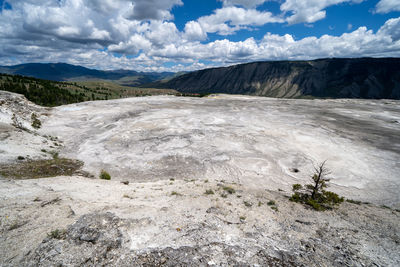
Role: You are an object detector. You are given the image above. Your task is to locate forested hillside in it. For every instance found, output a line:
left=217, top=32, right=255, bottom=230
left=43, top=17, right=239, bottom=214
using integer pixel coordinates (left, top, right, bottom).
left=0, top=74, right=177, bottom=106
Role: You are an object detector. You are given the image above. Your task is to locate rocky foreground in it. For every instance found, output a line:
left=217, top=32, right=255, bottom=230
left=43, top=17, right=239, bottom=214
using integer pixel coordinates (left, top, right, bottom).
left=0, top=91, right=399, bottom=266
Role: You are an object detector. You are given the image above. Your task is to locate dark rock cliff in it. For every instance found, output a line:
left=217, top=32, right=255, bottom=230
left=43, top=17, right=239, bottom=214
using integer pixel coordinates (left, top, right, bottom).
left=150, top=58, right=400, bottom=99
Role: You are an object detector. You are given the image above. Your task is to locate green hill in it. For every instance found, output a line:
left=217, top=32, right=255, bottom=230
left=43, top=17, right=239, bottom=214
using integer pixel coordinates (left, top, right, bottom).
left=0, top=74, right=177, bottom=107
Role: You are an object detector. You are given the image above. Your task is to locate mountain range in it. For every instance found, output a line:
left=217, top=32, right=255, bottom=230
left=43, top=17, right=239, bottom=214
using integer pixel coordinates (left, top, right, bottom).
left=150, top=58, right=400, bottom=99
left=0, top=63, right=174, bottom=87
left=1, top=58, right=400, bottom=99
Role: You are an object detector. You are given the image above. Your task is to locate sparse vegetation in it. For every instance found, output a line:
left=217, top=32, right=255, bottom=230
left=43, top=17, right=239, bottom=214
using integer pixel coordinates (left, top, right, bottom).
left=171, top=191, right=182, bottom=196
left=205, top=189, right=214, bottom=195
left=243, top=201, right=252, bottom=207
left=17, top=156, right=25, bottom=160
left=99, top=170, right=111, bottom=180
left=11, top=114, right=28, bottom=131
left=289, top=161, right=344, bottom=211
left=47, top=229, right=66, bottom=239
left=267, top=200, right=278, bottom=211
left=0, top=158, right=83, bottom=179
left=31, top=113, right=41, bottom=129
left=8, top=220, right=26, bottom=231
left=49, top=151, right=59, bottom=159
left=222, top=186, right=235, bottom=194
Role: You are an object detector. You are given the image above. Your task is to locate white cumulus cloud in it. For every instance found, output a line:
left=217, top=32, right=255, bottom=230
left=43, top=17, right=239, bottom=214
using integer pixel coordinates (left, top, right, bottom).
left=190, top=6, right=283, bottom=36
left=218, top=0, right=270, bottom=8
left=0, top=0, right=399, bottom=72
left=375, top=0, right=400, bottom=14
left=281, top=0, right=364, bottom=24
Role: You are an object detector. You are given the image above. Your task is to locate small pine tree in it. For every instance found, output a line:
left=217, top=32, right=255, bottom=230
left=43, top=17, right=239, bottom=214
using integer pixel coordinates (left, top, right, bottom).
left=290, top=161, right=343, bottom=211
left=308, top=160, right=330, bottom=200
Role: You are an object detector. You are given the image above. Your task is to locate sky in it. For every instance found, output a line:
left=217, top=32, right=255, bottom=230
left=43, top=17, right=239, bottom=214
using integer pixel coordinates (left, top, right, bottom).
left=0, top=0, right=399, bottom=72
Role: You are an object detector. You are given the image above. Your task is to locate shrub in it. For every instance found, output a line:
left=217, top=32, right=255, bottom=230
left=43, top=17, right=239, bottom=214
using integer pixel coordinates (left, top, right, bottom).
left=290, top=161, right=343, bottom=211
left=267, top=200, right=276, bottom=206
left=99, top=170, right=111, bottom=180
left=205, top=189, right=214, bottom=195
left=323, top=190, right=344, bottom=205
left=292, top=184, right=302, bottom=191
left=31, top=113, right=41, bottom=129
left=305, top=198, right=324, bottom=211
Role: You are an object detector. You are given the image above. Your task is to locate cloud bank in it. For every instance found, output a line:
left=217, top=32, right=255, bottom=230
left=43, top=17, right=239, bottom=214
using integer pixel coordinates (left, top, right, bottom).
left=0, top=0, right=399, bottom=71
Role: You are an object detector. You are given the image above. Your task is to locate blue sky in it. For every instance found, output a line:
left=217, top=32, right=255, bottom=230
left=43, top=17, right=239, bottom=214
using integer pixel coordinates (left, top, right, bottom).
left=0, top=0, right=399, bottom=71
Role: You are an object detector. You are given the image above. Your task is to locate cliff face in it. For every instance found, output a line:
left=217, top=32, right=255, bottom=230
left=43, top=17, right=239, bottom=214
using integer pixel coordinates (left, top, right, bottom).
left=153, top=58, right=400, bottom=99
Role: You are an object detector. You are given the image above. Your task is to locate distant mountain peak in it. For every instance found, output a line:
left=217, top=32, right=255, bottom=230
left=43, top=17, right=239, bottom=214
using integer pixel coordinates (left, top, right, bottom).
left=0, top=62, right=175, bottom=86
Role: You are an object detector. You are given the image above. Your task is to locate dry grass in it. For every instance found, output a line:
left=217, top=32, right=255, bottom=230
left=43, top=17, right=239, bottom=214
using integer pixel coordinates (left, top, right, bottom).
left=0, top=158, right=83, bottom=179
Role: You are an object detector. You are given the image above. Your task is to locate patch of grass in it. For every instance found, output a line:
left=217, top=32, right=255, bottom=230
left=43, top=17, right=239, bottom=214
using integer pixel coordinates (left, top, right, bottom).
left=170, top=178, right=175, bottom=181
left=99, top=170, right=111, bottom=180
left=8, top=220, right=26, bottom=231
left=266, top=200, right=278, bottom=211
left=171, top=191, right=182, bottom=196
left=205, top=189, right=214, bottom=195
left=47, top=229, right=66, bottom=240
left=239, top=216, right=246, bottom=221
left=258, top=201, right=263, bottom=207
left=345, top=199, right=361, bottom=204
left=222, top=186, right=235, bottom=194
left=220, top=193, right=228, bottom=198
left=0, top=158, right=84, bottom=179
left=204, top=179, right=209, bottom=183
left=41, top=149, right=47, bottom=153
